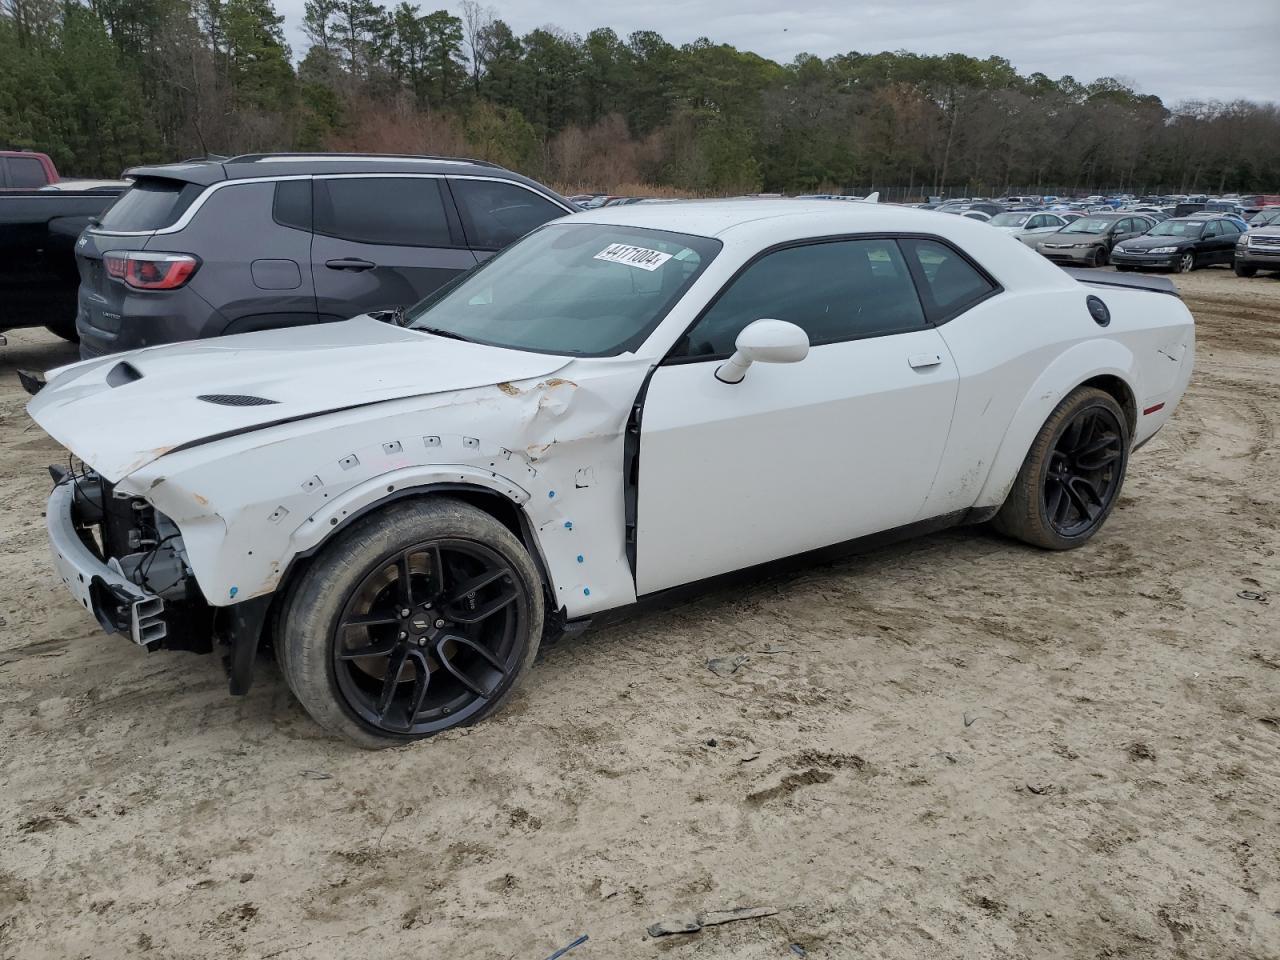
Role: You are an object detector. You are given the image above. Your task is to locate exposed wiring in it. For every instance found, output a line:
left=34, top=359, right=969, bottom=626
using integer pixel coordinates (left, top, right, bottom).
left=138, top=533, right=181, bottom=594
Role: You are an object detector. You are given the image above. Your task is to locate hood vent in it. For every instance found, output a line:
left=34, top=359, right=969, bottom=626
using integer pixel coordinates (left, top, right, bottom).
left=197, top=393, right=279, bottom=407
left=106, top=361, right=143, bottom=387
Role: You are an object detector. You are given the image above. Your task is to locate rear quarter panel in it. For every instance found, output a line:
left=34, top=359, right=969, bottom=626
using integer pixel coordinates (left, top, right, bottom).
left=924, top=283, right=1193, bottom=516
left=166, top=180, right=317, bottom=338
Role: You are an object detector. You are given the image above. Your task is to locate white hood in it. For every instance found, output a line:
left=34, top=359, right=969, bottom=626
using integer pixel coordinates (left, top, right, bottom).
left=28, top=316, right=570, bottom=482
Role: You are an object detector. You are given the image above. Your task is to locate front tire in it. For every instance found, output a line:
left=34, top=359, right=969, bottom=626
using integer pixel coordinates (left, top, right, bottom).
left=1177, top=252, right=1195, bottom=273
left=280, top=498, right=544, bottom=748
left=1234, top=262, right=1257, bottom=278
left=992, top=387, right=1130, bottom=550
left=1090, top=247, right=1108, bottom=268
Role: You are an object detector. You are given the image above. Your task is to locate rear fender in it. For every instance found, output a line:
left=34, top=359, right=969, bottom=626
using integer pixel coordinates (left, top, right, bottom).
left=974, top=339, right=1139, bottom=510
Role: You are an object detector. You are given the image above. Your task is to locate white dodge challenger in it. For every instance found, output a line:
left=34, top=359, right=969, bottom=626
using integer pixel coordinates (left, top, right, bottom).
left=26, top=200, right=1194, bottom=746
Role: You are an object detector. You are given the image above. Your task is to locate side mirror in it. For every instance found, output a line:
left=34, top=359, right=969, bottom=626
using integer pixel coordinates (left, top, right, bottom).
left=715, top=319, right=810, bottom=384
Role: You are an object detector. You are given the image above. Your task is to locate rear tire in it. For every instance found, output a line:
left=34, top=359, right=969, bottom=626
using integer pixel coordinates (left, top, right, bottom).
left=45, top=317, right=80, bottom=343
left=992, top=387, right=1130, bottom=550
left=280, top=497, right=544, bottom=748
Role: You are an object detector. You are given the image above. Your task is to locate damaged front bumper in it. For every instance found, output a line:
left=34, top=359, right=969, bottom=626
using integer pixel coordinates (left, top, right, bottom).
left=47, top=479, right=168, bottom=645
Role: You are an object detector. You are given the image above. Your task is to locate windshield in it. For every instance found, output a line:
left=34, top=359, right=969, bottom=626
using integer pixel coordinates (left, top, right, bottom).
left=1252, top=209, right=1280, bottom=226
left=1062, top=217, right=1116, bottom=234
left=404, top=223, right=721, bottom=356
left=990, top=213, right=1030, bottom=227
left=1149, top=220, right=1204, bottom=237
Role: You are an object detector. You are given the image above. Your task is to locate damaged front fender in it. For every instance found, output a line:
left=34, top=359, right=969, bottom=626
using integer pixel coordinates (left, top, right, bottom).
left=117, top=359, right=653, bottom=619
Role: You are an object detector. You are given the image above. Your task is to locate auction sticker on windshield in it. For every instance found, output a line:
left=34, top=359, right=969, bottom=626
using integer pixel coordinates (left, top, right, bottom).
left=593, top=243, right=673, bottom=271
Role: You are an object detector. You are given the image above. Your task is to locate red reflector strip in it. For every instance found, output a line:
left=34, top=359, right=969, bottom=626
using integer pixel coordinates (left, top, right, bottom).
left=1143, top=402, right=1165, bottom=415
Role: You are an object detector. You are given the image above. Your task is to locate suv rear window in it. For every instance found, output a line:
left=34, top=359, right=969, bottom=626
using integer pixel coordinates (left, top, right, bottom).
left=99, top=177, right=203, bottom=231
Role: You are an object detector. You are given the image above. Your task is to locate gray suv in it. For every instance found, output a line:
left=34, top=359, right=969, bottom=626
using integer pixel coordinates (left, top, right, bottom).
left=74, top=154, right=576, bottom=358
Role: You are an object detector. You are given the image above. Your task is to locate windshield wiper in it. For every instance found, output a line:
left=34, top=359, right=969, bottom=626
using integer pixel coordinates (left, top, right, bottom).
left=413, top=325, right=475, bottom=344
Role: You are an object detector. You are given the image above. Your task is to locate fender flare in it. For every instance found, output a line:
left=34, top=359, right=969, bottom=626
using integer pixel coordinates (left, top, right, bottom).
left=286, top=463, right=534, bottom=559
left=974, top=339, right=1141, bottom=510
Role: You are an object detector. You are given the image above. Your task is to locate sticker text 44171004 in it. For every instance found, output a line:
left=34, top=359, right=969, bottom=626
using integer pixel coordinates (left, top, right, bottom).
left=593, top=243, right=673, bottom=272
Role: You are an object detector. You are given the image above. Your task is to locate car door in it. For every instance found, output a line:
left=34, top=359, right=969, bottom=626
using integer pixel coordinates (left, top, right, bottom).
left=634, top=236, right=960, bottom=595
left=1107, top=218, right=1136, bottom=250
left=1196, top=220, right=1222, bottom=263
left=1215, top=220, right=1241, bottom=263
left=311, top=175, right=478, bottom=321
left=447, top=177, right=572, bottom=264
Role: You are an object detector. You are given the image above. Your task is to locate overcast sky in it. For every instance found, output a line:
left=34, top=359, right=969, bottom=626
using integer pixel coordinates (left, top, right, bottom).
left=278, top=0, right=1280, bottom=106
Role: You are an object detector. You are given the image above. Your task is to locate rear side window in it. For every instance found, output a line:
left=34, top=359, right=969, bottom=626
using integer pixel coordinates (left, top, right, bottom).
left=314, top=177, right=452, bottom=247
left=451, top=179, right=567, bottom=250
left=8, top=156, right=48, bottom=187
left=273, top=179, right=312, bottom=231
left=672, top=238, right=926, bottom=359
left=99, top=177, right=202, bottom=231
left=902, top=238, right=997, bottom=322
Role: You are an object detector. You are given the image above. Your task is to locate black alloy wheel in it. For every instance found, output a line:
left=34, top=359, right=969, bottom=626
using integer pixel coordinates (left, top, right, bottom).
left=1042, top=406, right=1125, bottom=539
left=333, top=538, right=527, bottom=736
left=991, top=386, right=1131, bottom=550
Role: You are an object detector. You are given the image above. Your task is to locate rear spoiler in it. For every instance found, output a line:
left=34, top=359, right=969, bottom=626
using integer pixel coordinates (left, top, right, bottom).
left=1061, top=267, right=1179, bottom=297
left=121, top=162, right=227, bottom=187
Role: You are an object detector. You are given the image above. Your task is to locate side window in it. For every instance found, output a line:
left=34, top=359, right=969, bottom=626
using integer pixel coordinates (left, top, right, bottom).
left=1221, top=220, right=1240, bottom=235
left=672, top=238, right=925, bottom=359
left=314, top=177, right=452, bottom=247
left=1203, top=221, right=1221, bottom=238
left=901, top=238, right=997, bottom=322
left=272, top=179, right=312, bottom=231
left=8, top=156, right=47, bottom=188
left=451, top=179, right=567, bottom=250
left=1112, top=218, right=1131, bottom=234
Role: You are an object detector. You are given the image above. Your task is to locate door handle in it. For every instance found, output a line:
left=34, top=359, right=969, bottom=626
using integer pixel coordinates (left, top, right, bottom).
left=908, top=353, right=943, bottom=370
left=325, top=258, right=376, bottom=271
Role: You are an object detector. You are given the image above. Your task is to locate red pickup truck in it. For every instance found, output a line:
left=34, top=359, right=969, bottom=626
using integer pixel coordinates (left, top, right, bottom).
left=0, top=150, right=59, bottom=190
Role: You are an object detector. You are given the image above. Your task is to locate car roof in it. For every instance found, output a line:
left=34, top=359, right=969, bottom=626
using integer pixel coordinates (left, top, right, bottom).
left=122, top=153, right=523, bottom=187
left=567, top=198, right=1073, bottom=290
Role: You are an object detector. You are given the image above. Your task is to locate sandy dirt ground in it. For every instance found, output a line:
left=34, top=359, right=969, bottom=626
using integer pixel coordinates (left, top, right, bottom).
left=1, top=267, right=1278, bottom=960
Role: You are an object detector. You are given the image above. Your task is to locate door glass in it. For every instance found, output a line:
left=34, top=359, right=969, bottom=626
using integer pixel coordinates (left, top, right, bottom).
left=672, top=239, right=925, bottom=359
left=901, top=238, right=997, bottom=321
left=314, top=177, right=451, bottom=247
left=451, top=179, right=567, bottom=250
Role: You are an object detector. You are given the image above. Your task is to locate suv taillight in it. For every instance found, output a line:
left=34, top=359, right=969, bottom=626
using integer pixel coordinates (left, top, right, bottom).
left=103, top=251, right=200, bottom=290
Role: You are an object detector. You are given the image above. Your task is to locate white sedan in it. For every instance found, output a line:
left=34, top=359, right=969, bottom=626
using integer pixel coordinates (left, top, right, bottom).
left=27, top=200, right=1195, bottom=746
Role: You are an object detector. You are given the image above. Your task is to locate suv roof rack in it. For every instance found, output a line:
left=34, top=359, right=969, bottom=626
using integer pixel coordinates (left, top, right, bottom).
left=224, top=152, right=502, bottom=168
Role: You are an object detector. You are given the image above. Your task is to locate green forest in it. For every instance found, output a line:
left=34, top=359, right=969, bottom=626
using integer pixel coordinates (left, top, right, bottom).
left=2, top=0, right=1278, bottom=195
